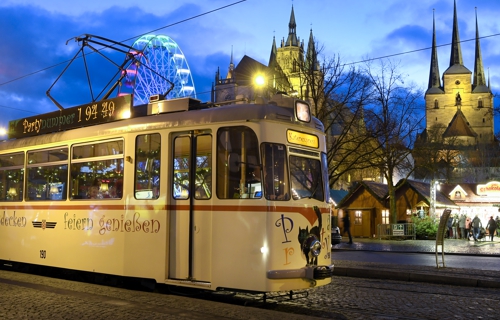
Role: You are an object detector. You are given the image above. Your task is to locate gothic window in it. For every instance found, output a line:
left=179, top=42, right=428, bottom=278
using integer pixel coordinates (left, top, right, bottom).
left=434, top=99, right=439, bottom=109
left=478, top=97, right=483, bottom=108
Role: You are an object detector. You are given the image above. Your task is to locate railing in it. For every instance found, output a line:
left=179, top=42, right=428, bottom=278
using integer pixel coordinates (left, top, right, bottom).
left=377, top=223, right=416, bottom=240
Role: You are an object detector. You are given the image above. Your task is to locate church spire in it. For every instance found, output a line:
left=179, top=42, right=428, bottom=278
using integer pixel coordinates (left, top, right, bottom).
left=305, top=29, right=319, bottom=71
left=449, top=0, right=463, bottom=67
left=285, top=5, right=298, bottom=47
left=473, top=7, right=487, bottom=88
left=269, top=36, right=277, bottom=67
left=226, top=46, right=234, bottom=80
left=427, top=9, right=442, bottom=91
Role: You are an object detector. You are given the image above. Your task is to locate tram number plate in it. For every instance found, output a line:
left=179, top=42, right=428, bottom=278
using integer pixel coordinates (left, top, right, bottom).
left=40, top=250, right=47, bottom=259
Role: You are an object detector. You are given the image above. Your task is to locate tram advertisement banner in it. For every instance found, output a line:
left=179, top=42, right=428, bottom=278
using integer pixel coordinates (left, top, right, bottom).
left=8, top=95, right=133, bottom=139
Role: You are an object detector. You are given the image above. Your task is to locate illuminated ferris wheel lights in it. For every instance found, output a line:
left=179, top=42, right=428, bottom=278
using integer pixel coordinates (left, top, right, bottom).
left=119, top=34, right=197, bottom=105
left=181, top=86, right=194, bottom=96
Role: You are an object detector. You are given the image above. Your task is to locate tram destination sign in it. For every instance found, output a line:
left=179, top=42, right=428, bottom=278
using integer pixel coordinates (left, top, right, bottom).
left=8, top=95, right=132, bottom=139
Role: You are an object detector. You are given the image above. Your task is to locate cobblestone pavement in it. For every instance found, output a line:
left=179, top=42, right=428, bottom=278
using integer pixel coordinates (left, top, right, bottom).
left=1, top=238, right=498, bottom=319
left=0, top=269, right=321, bottom=320
left=302, top=274, right=500, bottom=319
left=3, top=267, right=499, bottom=320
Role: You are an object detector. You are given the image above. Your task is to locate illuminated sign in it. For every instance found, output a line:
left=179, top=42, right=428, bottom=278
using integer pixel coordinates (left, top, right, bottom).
left=287, top=130, right=319, bottom=148
left=477, top=181, right=500, bottom=196
left=8, top=95, right=132, bottom=139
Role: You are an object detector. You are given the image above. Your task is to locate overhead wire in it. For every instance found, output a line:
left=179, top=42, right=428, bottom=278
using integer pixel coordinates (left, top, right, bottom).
left=1, top=0, right=500, bottom=108
left=0, top=0, right=247, bottom=88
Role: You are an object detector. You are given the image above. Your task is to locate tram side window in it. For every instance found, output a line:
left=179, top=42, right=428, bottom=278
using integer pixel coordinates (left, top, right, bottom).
left=194, top=134, right=212, bottom=200
left=261, top=143, right=289, bottom=200
left=289, top=155, right=324, bottom=202
left=0, top=153, right=24, bottom=201
left=217, top=126, right=261, bottom=199
left=70, top=140, right=124, bottom=200
left=173, top=136, right=190, bottom=199
left=26, top=148, right=68, bottom=201
left=135, top=133, right=161, bottom=199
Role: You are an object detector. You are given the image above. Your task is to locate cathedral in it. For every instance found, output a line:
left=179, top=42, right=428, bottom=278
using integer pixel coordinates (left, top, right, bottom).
left=212, top=6, right=320, bottom=106
left=415, top=1, right=499, bottom=183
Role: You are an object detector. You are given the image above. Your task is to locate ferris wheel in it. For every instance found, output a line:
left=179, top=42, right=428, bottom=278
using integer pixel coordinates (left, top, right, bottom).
left=119, top=34, right=196, bottom=105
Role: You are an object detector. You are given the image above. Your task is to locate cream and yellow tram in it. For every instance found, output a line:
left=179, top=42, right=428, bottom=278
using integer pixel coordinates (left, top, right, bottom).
left=0, top=94, right=333, bottom=293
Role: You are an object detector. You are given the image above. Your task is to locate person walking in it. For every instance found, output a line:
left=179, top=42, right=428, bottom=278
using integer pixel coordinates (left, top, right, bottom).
left=465, top=216, right=472, bottom=240
left=486, top=216, right=497, bottom=241
left=472, top=215, right=482, bottom=241
left=496, top=216, right=500, bottom=239
left=447, top=215, right=454, bottom=239
left=453, top=214, right=459, bottom=239
left=342, top=213, right=353, bottom=244
left=459, top=214, right=466, bottom=239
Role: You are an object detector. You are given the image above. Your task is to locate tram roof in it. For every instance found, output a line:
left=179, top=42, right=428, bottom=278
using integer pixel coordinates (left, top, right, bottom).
left=1, top=95, right=324, bottom=151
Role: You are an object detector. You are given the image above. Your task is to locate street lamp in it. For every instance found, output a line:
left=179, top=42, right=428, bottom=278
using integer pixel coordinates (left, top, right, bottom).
left=254, top=74, right=265, bottom=87
left=0, top=127, right=7, bottom=139
left=253, top=74, right=266, bottom=103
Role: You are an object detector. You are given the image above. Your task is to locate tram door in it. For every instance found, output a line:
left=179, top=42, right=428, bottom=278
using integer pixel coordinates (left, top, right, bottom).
left=169, top=131, right=212, bottom=282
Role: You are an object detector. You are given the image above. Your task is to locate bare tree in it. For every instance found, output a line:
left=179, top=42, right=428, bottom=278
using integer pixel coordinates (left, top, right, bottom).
left=300, top=52, right=382, bottom=190
left=362, top=59, right=424, bottom=223
left=413, top=124, right=462, bottom=182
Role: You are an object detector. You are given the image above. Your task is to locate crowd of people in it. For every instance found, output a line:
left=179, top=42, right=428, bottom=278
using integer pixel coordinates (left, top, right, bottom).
left=447, top=213, right=500, bottom=241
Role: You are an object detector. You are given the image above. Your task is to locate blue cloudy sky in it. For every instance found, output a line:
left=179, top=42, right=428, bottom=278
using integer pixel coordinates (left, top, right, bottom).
left=1, top=0, right=500, bottom=133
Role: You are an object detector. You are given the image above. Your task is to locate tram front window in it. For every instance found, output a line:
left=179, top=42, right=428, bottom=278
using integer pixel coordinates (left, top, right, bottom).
left=289, top=155, right=324, bottom=201
left=261, top=143, right=289, bottom=201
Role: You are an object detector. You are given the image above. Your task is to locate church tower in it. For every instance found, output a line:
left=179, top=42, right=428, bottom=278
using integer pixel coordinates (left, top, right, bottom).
left=424, top=1, right=494, bottom=145
left=272, top=5, right=322, bottom=110
left=275, top=5, right=305, bottom=97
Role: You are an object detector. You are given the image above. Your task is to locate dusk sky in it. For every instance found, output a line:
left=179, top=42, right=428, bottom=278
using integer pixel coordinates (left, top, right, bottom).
left=1, top=0, right=500, bottom=133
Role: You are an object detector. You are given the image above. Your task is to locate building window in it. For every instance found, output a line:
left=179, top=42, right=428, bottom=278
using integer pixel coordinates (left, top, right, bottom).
left=455, top=191, right=461, bottom=198
left=382, top=210, right=389, bottom=224
left=434, top=99, right=439, bottom=109
left=354, top=210, right=362, bottom=225
left=435, top=117, right=438, bottom=121
left=478, top=97, right=483, bottom=108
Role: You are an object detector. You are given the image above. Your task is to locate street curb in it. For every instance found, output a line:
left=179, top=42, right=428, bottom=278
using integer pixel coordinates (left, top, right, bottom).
left=332, top=248, right=500, bottom=258
left=333, top=267, right=500, bottom=288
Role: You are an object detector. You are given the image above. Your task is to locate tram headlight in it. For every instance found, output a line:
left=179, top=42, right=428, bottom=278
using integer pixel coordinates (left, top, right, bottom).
left=295, top=100, right=311, bottom=122
left=303, top=234, right=321, bottom=257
